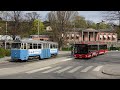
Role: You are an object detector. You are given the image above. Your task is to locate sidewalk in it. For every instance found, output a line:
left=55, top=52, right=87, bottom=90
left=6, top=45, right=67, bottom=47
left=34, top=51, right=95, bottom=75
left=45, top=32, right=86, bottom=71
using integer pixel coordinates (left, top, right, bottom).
left=0, top=51, right=71, bottom=63
left=102, top=64, right=120, bottom=76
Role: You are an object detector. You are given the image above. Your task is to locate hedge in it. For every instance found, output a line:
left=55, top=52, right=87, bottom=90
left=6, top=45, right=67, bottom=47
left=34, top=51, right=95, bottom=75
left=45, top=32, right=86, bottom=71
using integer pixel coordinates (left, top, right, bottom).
left=0, top=48, right=11, bottom=58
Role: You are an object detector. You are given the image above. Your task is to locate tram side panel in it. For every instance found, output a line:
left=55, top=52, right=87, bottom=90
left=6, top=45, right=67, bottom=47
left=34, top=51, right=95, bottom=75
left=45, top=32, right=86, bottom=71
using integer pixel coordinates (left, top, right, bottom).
left=11, top=49, right=28, bottom=61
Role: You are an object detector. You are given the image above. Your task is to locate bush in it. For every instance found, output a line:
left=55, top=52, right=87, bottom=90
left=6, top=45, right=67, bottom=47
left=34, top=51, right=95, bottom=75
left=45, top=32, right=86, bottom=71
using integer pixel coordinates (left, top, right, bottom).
left=0, top=48, right=11, bottom=58
left=110, top=47, right=120, bottom=50
left=62, top=47, right=71, bottom=51
left=4, top=49, right=11, bottom=56
left=0, top=48, right=5, bottom=58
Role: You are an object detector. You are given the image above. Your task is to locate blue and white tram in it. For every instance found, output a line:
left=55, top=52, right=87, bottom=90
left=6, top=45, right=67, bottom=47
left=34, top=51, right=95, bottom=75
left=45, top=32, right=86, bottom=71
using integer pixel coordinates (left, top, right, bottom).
left=11, top=39, right=58, bottom=61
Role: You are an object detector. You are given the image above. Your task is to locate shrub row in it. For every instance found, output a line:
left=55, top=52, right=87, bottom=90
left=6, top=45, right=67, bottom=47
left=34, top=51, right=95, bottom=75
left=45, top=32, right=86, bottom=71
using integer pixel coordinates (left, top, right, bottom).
left=0, top=48, right=11, bottom=58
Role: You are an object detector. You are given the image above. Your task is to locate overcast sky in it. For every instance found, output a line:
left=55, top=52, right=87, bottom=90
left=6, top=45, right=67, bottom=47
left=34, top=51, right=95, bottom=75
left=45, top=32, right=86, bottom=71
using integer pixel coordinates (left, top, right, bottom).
left=25, top=11, right=102, bottom=23
left=24, top=11, right=118, bottom=24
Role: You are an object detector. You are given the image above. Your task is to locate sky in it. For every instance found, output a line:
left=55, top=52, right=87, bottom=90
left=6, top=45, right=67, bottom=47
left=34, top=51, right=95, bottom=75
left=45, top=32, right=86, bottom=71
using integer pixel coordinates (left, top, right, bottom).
left=24, top=11, right=118, bottom=24
left=37, top=11, right=103, bottom=23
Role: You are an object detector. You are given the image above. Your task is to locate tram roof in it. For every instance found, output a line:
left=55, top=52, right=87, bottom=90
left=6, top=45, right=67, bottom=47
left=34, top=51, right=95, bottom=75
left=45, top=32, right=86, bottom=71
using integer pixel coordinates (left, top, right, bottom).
left=13, top=38, right=58, bottom=44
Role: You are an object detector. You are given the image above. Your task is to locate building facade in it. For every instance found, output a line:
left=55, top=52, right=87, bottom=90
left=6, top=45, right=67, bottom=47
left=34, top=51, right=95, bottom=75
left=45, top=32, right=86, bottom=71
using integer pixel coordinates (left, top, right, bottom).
left=29, top=35, right=50, bottom=41
left=63, top=28, right=118, bottom=48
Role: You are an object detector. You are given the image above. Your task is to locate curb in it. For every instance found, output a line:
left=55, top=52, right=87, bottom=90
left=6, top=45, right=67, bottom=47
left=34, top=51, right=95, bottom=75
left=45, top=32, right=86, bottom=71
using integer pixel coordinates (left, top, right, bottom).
left=0, top=53, right=71, bottom=63
left=102, top=64, right=120, bottom=76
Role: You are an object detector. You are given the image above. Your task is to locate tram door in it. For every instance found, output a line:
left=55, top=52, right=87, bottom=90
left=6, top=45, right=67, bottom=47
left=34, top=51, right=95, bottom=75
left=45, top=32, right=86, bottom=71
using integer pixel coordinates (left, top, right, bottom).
left=43, top=43, right=50, bottom=58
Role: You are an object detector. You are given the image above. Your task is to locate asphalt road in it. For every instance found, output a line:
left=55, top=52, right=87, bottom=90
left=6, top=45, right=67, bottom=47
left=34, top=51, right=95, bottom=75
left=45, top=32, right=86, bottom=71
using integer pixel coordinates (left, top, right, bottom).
left=1, top=52, right=120, bottom=79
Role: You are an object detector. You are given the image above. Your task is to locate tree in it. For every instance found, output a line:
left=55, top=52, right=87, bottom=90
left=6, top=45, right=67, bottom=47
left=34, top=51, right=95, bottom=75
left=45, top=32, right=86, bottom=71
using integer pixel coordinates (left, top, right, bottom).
left=73, top=15, right=87, bottom=28
left=1, top=11, right=24, bottom=39
left=25, top=12, right=40, bottom=22
left=102, top=11, right=120, bottom=27
left=30, top=19, right=44, bottom=35
left=47, top=11, right=78, bottom=50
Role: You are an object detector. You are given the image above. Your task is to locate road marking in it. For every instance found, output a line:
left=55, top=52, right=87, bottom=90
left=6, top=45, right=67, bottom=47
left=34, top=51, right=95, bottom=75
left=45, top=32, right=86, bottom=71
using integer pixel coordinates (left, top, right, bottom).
left=42, top=67, right=61, bottom=73
left=81, top=66, right=93, bottom=72
left=61, top=58, right=73, bottom=62
left=68, top=66, right=83, bottom=73
left=55, top=66, right=72, bottom=73
left=26, top=66, right=52, bottom=74
left=92, top=66, right=103, bottom=71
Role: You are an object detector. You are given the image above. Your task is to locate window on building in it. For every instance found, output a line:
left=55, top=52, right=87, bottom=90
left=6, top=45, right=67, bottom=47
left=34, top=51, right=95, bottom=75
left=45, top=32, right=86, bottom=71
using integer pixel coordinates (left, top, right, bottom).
left=89, top=35, right=90, bottom=41
left=83, top=35, right=84, bottom=41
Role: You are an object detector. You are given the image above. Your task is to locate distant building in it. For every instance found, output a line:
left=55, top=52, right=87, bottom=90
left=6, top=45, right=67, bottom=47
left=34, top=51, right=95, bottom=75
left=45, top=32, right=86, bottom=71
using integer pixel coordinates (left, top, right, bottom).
left=61, top=28, right=118, bottom=48
left=46, top=26, right=52, bottom=31
left=29, top=35, right=50, bottom=41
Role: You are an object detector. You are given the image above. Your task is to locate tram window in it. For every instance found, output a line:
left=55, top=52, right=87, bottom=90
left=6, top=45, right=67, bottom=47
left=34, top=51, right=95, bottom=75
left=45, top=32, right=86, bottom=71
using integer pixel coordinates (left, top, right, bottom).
left=33, top=44, right=37, bottom=49
left=30, top=44, right=32, bottom=49
left=24, top=43, right=27, bottom=49
left=50, top=44, right=52, bottom=48
left=27, top=43, right=30, bottom=49
left=38, top=44, right=41, bottom=49
left=53, top=44, right=55, bottom=48
left=43, top=43, right=45, bottom=48
left=27, top=43, right=32, bottom=49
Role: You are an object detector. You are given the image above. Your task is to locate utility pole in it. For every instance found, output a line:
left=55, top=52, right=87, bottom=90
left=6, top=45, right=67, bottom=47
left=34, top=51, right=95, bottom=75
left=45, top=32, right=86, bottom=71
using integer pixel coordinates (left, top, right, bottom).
left=6, top=22, right=7, bottom=35
left=74, top=22, right=75, bottom=44
left=38, top=20, right=39, bottom=37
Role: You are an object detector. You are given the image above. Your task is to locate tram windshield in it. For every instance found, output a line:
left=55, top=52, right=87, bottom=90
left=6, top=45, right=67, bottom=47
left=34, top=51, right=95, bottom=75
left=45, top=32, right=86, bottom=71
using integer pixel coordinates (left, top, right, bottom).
left=11, top=43, right=21, bottom=49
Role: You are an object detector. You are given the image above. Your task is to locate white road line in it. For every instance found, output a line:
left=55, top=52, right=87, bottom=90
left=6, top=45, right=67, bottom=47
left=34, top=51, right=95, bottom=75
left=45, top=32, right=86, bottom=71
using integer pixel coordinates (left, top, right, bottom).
left=92, top=66, right=103, bottom=71
left=42, top=67, right=61, bottom=73
left=61, top=58, right=73, bottom=62
left=81, top=66, right=93, bottom=72
left=68, top=66, right=83, bottom=73
left=55, top=66, right=72, bottom=73
left=26, top=66, right=52, bottom=74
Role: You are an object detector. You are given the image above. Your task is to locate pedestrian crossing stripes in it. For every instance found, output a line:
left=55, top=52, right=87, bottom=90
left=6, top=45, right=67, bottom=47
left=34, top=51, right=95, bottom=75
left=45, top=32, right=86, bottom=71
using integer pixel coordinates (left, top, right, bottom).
left=92, top=66, right=103, bottom=71
left=26, top=65, right=103, bottom=74
left=54, top=66, right=72, bottom=73
left=81, top=66, right=93, bottom=72
left=42, top=67, right=61, bottom=73
left=68, top=66, right=83, bottom=73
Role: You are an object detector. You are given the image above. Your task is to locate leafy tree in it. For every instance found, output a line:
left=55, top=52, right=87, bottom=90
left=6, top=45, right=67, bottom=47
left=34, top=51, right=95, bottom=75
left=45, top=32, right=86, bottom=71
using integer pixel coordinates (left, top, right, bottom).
left=73, top=16, right=87, bottom=28
left=30, top=19, right=45, bottom=35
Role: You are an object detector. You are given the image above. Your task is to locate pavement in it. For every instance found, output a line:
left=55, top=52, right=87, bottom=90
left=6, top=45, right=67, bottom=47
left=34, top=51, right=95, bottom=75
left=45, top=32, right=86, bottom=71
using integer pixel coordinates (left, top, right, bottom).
left=1, top=51, right=120, bottom=77
left=102, top=64, right=120, bottom=76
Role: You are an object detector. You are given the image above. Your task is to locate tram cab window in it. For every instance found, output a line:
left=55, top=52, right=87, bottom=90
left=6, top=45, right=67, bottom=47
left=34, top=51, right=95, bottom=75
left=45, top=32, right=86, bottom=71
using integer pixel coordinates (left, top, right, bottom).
left=33, top=44, right=37, bottom=49
left=12, top=43, right=21, bottom=49
left=38, top=44, right=41, bottom=49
